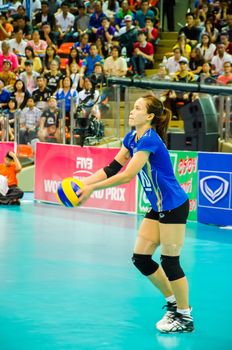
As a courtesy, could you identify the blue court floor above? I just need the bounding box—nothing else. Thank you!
[0,193,231,350]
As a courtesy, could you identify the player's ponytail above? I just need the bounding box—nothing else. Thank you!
[143,94,170,143]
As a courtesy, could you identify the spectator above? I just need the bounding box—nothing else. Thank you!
[40,22,58,47]
[38,96,62,142]
[32,75,51,110]
[196,32,216,62]
[173,33,192,60]
[19,60,40,94]
[22,0,41,20]
[44,60,63,94]
[0,60,16,91]
[166,48,187,76]
[217,61,232,85]
[162,0,175,32]
[56,76,78,118]
[77,75,100,118]
[33,0,56,31]
[202,17,219,43]
[179,12,201,47]
[95,36,108,59]
[0,12,13,40]
[15,15,32,40]
[73,3,90,38]
[8,28,27,56]
[26,30,47,56]
[89,1,107,40]
[223,13,232,42]
[144,17,158,49]
[43,45,60,73]
[0,151,23,205]
[131,30,154,76]
[211,43,232,75]
[20,46,42,73]
[173,58,195,82]
[219,31,232,55]
[55,1,75,43]
[2,98,18,141]
[102,0,119,20]
[0,78,11,109]
[135,0,155,29]
[118,14,138,58]
[0,41,18,73]
[151,63,171,80]
[199,62,215,84]
[19,96,42,144]
[96,17,116,49]
[11,79,31,109]
[66,47,82,76]
[74,33,90,60]
[189,47,204,75]
[81,44,104,76]
[92,62,107,87]
[104,45,127,77]
[69,63,81,90]
[115,0,134,30]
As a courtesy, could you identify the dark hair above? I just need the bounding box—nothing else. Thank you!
[111,45,121,55]
[14,79,26,92]
[143,94,170,142]
[68,47,80,66]
[25,45,36,58]
[6,152,14,160]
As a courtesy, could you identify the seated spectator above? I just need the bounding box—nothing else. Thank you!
[69,63,81,90]
[39,22,58,47]
[189,47,204,75]
[0,78,11,109]
[219,31,232,55]
[15,15,32,40]
[66,47,82,76]
[0,151,24,205]
[73,3,90,38]
[179,12,201,47]
[43,45,60,73]
[223,13,232,42]
[211,43,232,75]
[27,30,48,56]
[144,17,158,50]
[95,37,109,59]
[32,75,51,110]
[80,44,104,76]
[173,33,192,60]
[102,0,119,20]
[96,17,116,50]
[91,62,107,88]
[0,60,16,91]
[104,45,127,77]
[131,29,154,76]
[11,79,31,109]
[166,48,187,76]
[19,97,42,144]
[2,98,18,141]
[74,33,90,60]
[201,17,219,43]
[22,0,41,20]
[196,32,216,62]
[114,0,134,30]
[38,96,62,142]
[151,63,171,80]
[198,62,216,84]
[55,1,75,44]
[56,76,78,120]
[0,12,14,41]
[135,0,155,29]
[217,61,232,85]
[0,41,18,73]
[19,60,40,94]
[44,60,63,94]
[173,58,195,82]
[118,14,138,58]
[20,46,42,73]
[89,1,107,41]
[77,75,100,121]
[32,0,56,31]
[8,28,27,56]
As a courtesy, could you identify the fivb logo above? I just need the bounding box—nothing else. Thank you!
[200,175,229,204]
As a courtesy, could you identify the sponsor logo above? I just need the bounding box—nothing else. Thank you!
[200,175,229,204]
[159,213,165,218]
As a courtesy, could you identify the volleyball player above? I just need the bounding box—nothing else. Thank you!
[78,94,194,333]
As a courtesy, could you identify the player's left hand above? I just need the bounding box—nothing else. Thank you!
[77,185,94,206]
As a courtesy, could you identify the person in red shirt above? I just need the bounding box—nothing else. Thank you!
[131,29,154,76]
[0,151,24,205]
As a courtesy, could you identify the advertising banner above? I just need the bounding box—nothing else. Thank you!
[137,151,198,221]
[35,143,137,213]
[198,152,232,226]
[0,142,14,163]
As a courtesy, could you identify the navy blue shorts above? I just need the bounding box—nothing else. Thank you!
[145,200,189,224]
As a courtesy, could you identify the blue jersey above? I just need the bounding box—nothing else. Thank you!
[123,129,188,212]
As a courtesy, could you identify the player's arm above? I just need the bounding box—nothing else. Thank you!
[79,150,149,205]
[82,146,131,186]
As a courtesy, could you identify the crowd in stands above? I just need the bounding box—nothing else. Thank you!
[0,0,231,145]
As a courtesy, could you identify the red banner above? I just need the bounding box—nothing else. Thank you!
[0,142,15,163]
[35,143,137,213]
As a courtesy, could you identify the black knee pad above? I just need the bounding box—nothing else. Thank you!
[161,255,185,281]
[132,253,159,276]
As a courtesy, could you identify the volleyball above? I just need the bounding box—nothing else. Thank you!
[56,177,84,207]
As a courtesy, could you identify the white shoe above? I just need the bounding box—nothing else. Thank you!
[156,312,194,333]
[156,302,177,328]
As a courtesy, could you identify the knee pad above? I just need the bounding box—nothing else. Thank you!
[160,255,185,281]
[132,253,159,276]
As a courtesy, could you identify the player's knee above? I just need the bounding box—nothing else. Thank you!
[132,253,159,276]
[160,255,185,281]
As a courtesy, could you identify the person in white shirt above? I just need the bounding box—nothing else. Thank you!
[104,45,127,77]
[55,1,75,43]
[166,48,187,76]
[23,0,41,19]
[19,60,39,94]
[8,28,27,56]
[211,43,232,75]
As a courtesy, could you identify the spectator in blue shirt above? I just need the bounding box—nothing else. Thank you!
[81,44,104,76]
[0,79,10,110]
[96,17,116,48]
[135,0,155,29]
[89,1,107,41]
[56,76,78,117]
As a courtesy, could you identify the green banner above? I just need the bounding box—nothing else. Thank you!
[137,151,198,221]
